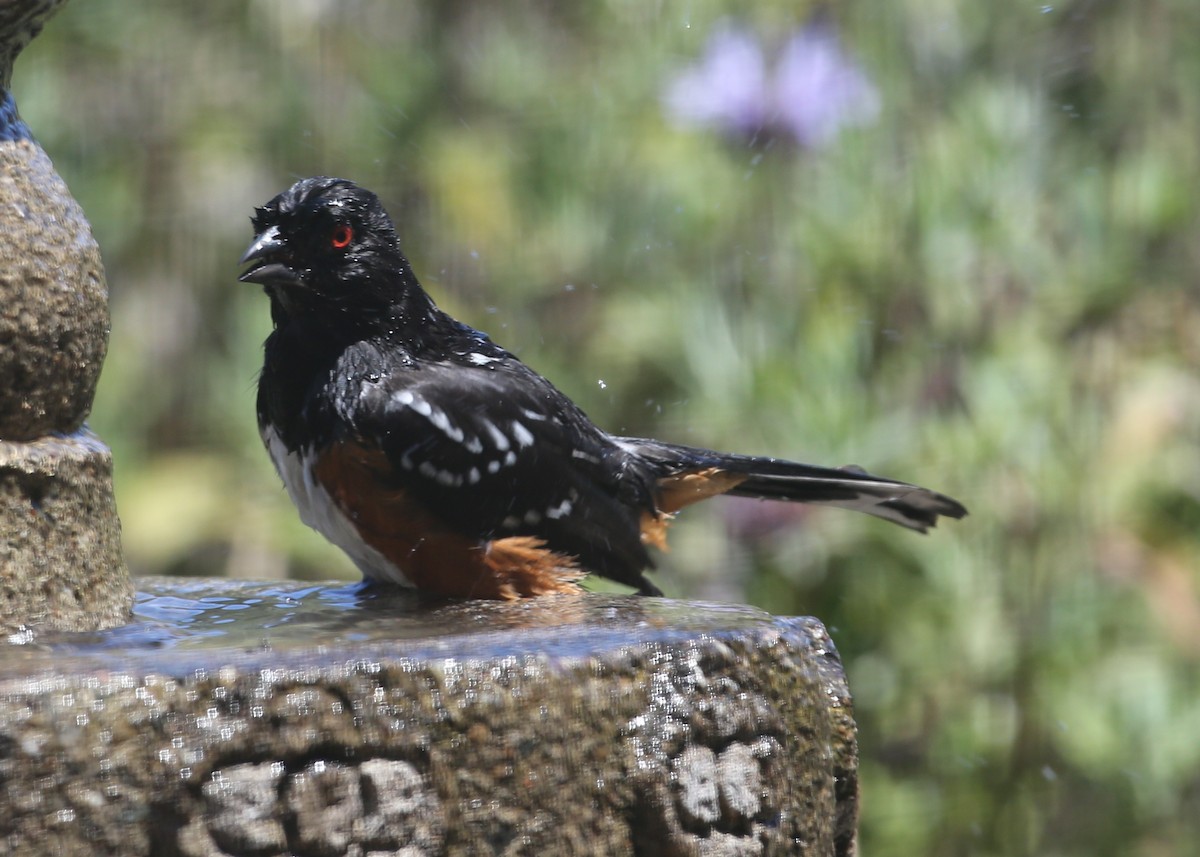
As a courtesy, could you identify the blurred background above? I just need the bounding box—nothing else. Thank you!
[16,0,1200,854]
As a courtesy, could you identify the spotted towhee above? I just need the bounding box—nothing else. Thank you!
[240,177,966,599]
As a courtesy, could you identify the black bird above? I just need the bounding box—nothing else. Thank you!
[240,177,966,599]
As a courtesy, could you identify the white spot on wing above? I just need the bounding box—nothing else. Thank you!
[425,406,465,443]
[480,419,510,451]
[395,388,469,443]
[511,421,534,448]
[572,449,602,465]
[545,498,573,520]
[408,395,433,417]
[417,460,462,487]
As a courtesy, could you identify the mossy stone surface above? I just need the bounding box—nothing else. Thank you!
[0,139,109,440]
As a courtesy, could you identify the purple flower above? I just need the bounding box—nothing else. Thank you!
[774,23,880,147]
[663,20,880,148]
[662,24,769,137]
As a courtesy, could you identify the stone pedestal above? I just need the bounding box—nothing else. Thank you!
[0,0,129,631]
[0,581,859,856]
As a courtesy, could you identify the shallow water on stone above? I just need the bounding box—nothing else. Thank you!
[9,577,785,670]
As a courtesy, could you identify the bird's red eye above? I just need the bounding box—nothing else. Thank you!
[330,224,353,249]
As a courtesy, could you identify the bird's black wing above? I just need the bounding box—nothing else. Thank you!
[345,351,663,591]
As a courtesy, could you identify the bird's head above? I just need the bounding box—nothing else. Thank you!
[239,177,430,326]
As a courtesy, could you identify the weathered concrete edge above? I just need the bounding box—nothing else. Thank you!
[795,616,860,857]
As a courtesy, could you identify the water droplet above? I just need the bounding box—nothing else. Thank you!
[1040,4,1053,12]
[597,379,608,390]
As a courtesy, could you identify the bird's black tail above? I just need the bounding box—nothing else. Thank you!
[619,437,968,533]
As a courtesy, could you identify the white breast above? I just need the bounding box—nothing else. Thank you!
[262,426,413,587]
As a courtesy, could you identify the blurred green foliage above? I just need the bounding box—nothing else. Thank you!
[15,0,1200,854]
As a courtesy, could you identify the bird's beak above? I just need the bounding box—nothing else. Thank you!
[238,225,300,286]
